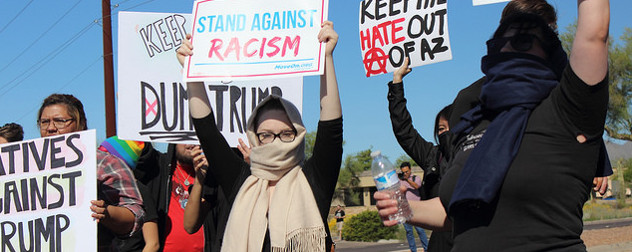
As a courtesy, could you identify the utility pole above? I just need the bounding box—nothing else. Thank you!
[102,0,116,137]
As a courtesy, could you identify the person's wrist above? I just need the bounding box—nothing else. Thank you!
[195,174,206,184]
[103,204,111,220]
[197,175,205,183]
[196,167,207,180]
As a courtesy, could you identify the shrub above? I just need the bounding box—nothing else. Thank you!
[341,210,398,242]
[327,216,339,236]
[583,201,632,221]
[328,217,337,234]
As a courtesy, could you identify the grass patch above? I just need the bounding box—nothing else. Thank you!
[583,199,632,221]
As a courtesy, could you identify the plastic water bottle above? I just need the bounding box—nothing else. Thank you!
[371,150,412,223]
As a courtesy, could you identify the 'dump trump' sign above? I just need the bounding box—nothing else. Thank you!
[117,11,303,147]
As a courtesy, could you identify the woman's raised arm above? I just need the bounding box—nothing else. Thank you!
[176,34,211,118]
[318,21,342,121]
[570,0,609,85]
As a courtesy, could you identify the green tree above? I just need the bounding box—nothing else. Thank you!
[304,131,317,160]
[604,28,632,141]
[335,148,374,205]
[305,130,345,159]
[395,154,418,168]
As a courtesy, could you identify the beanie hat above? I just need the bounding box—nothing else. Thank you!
[98,136,145,169]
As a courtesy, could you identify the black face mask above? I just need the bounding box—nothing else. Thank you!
[479,14,567,83]
[487,33,547,54]
[438,131,451,161]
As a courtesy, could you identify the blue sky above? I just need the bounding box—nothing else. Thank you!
[1,0,630,161]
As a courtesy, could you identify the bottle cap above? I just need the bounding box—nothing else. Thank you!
[370,150,381,158]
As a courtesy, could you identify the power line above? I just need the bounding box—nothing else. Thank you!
[2,0,161,132]
[0,0,158,98]
[13,55,105,123]
[112,0,135,9]
[59,54,108,92]
[0,0,84,76]
[0,0,35,35]
[0,21,97,99]
[120,0,158,11]
[95,0,158,26]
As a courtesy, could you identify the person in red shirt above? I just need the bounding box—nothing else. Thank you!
[107,142,216,252]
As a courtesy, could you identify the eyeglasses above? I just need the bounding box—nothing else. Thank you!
[256,130,296,144]
[488,33,545,53]
[38,118,75,129]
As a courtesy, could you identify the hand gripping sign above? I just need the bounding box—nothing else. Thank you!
[117,11,303,147]
[183,0,329,81]
[359,0,452,77]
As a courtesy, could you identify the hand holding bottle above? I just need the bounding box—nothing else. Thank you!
[371,151,412,224]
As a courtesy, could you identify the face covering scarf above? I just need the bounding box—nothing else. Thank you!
[221,95,326,252]
[448,51,560,213]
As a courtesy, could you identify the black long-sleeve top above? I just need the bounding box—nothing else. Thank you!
[388,81,454,252]
[192,112,343,252]
[388,81,446,198]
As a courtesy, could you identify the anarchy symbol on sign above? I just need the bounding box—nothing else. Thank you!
[363,48,389,77]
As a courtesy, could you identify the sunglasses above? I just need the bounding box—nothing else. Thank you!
[488,33,545,53]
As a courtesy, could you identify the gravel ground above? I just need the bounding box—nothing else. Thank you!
[582,225,632,248]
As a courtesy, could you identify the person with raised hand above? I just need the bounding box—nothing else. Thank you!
[376,0,610,251]
[179,21,342,252]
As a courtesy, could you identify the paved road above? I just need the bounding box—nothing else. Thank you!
[584,217,632,230]
[336,240,410,252]
[336,218,632,252]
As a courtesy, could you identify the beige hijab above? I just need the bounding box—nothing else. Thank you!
[221,95,326,252]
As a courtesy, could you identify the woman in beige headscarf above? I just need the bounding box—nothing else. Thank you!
[179,21,342,252]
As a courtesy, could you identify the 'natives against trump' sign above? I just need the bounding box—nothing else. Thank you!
[0,130,97,251]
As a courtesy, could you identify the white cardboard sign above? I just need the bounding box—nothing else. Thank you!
[359,0,452,77]
[183,0,329,81]
[117,11,303,146]
[0,130,97,251]
[473,0,510,6]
